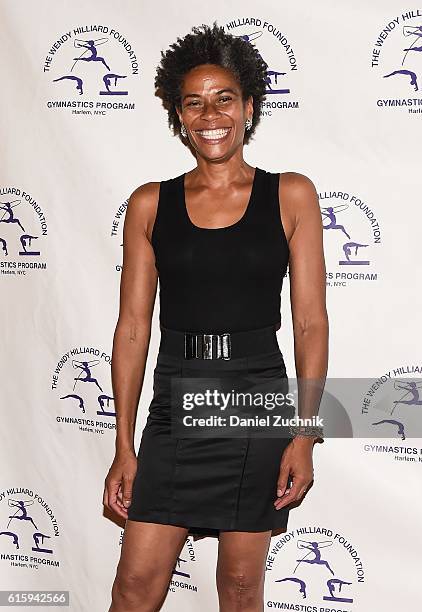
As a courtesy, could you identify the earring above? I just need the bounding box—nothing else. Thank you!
[180,123,187,138]
[245,117,252,130]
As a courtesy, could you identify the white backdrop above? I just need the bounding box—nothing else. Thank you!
[1,1,421,610]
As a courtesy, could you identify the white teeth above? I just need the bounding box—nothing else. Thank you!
[197,128,230,139]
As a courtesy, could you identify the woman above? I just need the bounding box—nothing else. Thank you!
[104,23,328,612]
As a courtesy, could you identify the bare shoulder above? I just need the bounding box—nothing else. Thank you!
[276,172,320,242]
[125,181,161,239]
[279,171,320,222]
[127,181,161,214]
[279,171,318,204]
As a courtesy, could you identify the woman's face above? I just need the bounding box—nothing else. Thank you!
[176,63,253,162]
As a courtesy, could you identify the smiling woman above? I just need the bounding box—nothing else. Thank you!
[105,21,328,612]
[180,81,239,143]
[176,63,251,159]
[154,22,267,145]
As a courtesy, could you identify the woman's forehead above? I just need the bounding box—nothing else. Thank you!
[181,64,240,90]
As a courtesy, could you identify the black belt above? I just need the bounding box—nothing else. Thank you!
[159,323,280,360]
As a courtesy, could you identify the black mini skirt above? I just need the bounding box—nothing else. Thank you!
[127,325,294,540]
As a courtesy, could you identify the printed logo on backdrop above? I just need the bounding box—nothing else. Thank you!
[169,537,198,594]
[266,526,364,610]
[110,197,128,272]
[319,189,381,288]
[0,187,47,278]
[222,17,300,117]
[371,9,422,114]
[0,488,62,570]
[51,347,116,435]
[362,364,422,462]
[43,25,140,116]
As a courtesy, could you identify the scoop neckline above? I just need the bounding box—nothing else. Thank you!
[181,167,260,231]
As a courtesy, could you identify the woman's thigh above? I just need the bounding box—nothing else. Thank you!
[116,520,189,584]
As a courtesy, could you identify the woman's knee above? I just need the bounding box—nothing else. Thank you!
[217,569,264,606]
[110,521,188,609]
[111,567,167,609]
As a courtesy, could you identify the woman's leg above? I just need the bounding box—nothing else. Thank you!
[216,530,272,611]
[109,520,189,612]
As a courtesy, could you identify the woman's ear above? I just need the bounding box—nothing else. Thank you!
[245,95,254,118]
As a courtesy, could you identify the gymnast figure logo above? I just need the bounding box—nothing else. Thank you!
[391,380,422,413]
[383,25,422,91]
[52,37,128,96]
[60,359,116,417]
[0,499,53,554]
[275,539,353,603]
[371,417,406,440]
[321,204,369,266]
[0,199,40,257]
[371,379,422,440]
[235,31,290,95]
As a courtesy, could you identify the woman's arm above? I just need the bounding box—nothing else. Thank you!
[288,172,329,431]
[274,172,329,510]
[103,181,160,519]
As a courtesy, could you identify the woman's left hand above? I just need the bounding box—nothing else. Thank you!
[274,437,315,510]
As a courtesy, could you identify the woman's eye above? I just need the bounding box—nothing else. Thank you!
[185,96,232,108]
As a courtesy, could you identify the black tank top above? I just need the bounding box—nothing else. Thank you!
[151,167,290,333]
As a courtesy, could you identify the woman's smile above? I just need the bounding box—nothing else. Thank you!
[194,126,232,144]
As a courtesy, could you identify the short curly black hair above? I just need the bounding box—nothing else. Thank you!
[154,22,268,145]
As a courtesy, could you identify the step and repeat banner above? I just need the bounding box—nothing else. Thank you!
[1,0,421,610]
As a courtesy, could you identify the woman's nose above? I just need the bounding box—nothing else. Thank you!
[200,102,221,120]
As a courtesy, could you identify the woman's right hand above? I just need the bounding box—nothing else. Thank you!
[103,450,138,519]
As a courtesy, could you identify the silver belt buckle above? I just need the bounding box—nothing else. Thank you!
[184,332,231,360]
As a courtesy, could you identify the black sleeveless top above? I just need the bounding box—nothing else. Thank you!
[151,167,290,333]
